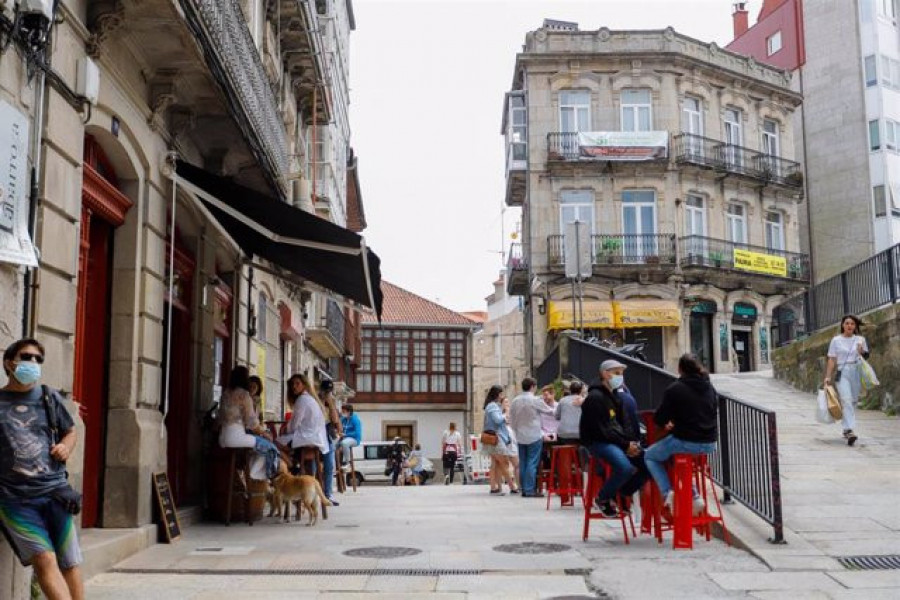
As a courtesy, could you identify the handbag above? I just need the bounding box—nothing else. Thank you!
[42,386,83,515]
[824,383,843,420]
[815,389,835,424]
[479,430,499,446]
[859,358,880,391]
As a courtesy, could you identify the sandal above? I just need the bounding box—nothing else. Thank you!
[490,488,505,495]
[509,487,520,494]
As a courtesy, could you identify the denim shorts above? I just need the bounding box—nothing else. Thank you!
[0,495,83,569]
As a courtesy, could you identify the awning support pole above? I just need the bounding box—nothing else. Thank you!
[360,237,376,318]
[162,164,178,437]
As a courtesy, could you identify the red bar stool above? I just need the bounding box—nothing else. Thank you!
[582,457,637,544]
[671,453,729,549]
[638,411,668,543]
[545,444,582,510]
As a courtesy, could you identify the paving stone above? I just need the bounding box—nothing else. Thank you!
[708,571,846,592]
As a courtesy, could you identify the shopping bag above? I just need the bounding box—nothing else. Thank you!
[859,358,880,391]
[824,384,843,420]
[815,389,835,424]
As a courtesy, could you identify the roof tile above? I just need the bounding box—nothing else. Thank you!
[362,281,477,327]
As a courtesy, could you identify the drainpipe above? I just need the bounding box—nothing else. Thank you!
[22,69,47,337]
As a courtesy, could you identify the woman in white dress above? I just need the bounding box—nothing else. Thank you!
[823,314,870,446]
[217,366,280,479]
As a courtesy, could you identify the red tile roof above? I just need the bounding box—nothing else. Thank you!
[461,311,488,324]
[361,281,478,327]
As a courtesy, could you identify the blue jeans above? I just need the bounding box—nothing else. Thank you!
[587,442,649,502]
[644,435,716,496]
[518,440,543,495]
[253,435,280,480]
[322,438,336,498]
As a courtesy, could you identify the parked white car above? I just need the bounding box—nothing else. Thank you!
[342,441,435,485]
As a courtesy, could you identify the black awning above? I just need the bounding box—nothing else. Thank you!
[175,160,383,319]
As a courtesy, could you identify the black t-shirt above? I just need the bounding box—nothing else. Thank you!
[0,386,75,499]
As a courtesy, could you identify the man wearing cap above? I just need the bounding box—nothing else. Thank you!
[579,359,648,517]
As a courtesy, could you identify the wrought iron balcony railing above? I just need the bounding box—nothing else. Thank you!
[673,133,802,188]
[547,234,677,267]
[507,242,527,272]
[679,235,810,281]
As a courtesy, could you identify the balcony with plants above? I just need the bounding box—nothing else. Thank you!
[673,133,803,189]
[546,234,677,273]
[679,236,810,283]
[506,242,529,295]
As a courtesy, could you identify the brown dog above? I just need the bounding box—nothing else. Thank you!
[271,463,332,526]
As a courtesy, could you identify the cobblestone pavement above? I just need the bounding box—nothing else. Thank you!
[85,371,900,599]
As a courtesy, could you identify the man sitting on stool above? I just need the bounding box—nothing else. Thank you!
[339,404,362,465]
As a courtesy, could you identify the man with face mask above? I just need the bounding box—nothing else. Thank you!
[579,359,648,518]
[0,338,83,599]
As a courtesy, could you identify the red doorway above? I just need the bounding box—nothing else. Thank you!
[74,137,132,527]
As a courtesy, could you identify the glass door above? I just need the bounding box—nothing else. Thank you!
[622,190,657,262]
[723,108,743,169]
[684,195,707,262]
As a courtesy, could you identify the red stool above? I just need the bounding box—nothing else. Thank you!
[638,411,668,543]
[582,457,637,544]
[545,445,582,510]
[671,454,729,549]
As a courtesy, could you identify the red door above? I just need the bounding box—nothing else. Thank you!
[74,137,132,527]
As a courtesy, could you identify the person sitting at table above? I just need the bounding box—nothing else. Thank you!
[217,366,279,480]
[644,353,718,521]
[248,375,264,419]
[580,359,648,517]
[339,404,362,464]
[277,374,329,476]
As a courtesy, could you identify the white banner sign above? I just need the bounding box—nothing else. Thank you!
[576,131,669,161]
[0,100,37,267]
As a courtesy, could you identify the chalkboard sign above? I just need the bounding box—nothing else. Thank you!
[152,472,181,542]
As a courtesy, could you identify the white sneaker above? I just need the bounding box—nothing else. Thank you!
[692,496,706,515]
[663,490,674,510]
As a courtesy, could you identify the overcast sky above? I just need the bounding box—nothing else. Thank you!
[349,0,764,313]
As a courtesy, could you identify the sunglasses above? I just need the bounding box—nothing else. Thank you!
[16,353,44,364]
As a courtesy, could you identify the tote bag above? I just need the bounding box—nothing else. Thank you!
[815,389,835,424]
[824,384,843,420]
[859,359,880,391]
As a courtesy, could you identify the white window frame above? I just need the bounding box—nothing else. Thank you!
[764,211,785,251]
[874,184,887,218]
[684,195,707,237]
[559,90,591,133]
[682,96,702,135]
[622,190,657,261]
[724,108,743,167]
[559,190,595,235]
[886,119,899,151]
[767,31,782,56]
[870,119,882,151]
[726,203,748,245]
[864,55,877,86]
[621,89,652,132]
[881,56,900,88]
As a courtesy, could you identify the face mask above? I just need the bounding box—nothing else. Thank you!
[609,375,624,389]
[13,362,41,385]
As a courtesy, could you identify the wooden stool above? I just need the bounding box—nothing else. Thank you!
[224,448,252,526]
[296,446,328,520]
[582,457,637,543]
[671,454,729,549]
[337,443,358,492]
[546,444,582,510]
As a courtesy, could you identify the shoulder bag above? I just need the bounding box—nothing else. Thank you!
[42,386,83,515]
[479,430,499,446]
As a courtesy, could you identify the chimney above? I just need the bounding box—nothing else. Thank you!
[732,2,749,37]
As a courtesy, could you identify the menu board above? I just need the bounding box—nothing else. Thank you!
[152,472,181,542]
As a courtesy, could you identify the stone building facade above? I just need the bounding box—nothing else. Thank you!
[503,22,808,376]
[0,1,377,594]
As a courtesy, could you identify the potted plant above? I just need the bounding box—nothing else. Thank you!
[597,238,622,264]
[708,251,725,267]
[788,261,802,279]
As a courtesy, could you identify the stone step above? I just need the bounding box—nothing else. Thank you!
[78,525,156,582]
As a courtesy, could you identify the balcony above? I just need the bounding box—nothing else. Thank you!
[306,298,345,359]
[547,131,669,163]
[507,242,529,295]
[504,143,527,206]
[547,234,677,272]
[679,236,810,283]
[673,133,803,189]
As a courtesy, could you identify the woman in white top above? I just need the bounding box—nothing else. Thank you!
[217,366,280,479]
[823,314,869,446]
[277,374,329,455]
[441,422,463,485]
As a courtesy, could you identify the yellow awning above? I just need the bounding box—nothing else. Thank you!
[547,300,615,330]
[613,299,681,328]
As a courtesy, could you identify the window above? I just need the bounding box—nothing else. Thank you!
[357,374,371,393]
[449,375,465,393]
[559,90,591,133]
[682,96,703,156]
[886,119,899,150]
[762,120,779,156]
[360,340,372,370]
[765,212,784,251]
[865,55,877,86]
[723,108,743,167]
[430,375,447,393]
[685,195,706,237]
[878,0,898,21]
[726,203,747,244]
[559,190,595,235]
[375,374,391,392]
[622,190,657,259]
[449,342,464,372]
[621,89,652,132]
[394,374,410,393]
[257,293,268,343]
[394,341,408,372]
[413,342,427,372]
[376,341,390,372]
[766,31,782,56]
[874,185,887,217]
[881,56,900,88]
[412,374,428,393]
[508,94,527,161]
[870,119,881,151]
[431,343,445,371]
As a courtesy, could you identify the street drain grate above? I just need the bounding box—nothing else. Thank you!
[546,597,599,600]
[111,568,480,576]
[838,555,900,570]
[493,542,571,554]
[343,546,422,558]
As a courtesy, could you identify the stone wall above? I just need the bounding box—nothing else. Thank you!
[773,303,900,415]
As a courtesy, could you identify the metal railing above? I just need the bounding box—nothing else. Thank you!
[507,242,527,272]
[776,243,900,340]
[547,132,582,161]
[674,133,802,188]
[538,336,784,542]
[325,299,345,349]
[679,235,811,282]
[548,234,677,268]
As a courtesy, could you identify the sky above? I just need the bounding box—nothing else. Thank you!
[349,0,765,313]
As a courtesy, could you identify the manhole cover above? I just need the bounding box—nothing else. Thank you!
[493,542,571,554]
[343,546,422,559]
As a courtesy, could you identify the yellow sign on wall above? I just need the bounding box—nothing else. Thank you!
[547,300,615,330]
[613,299,681,328]
[733,249,787,277]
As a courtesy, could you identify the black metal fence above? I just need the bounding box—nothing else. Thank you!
[777,243,900,341]
[679,235,811,282]
[674,132,802,188]
[538,336,784,542]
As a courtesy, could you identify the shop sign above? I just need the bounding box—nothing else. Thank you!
[733,248,787,277]
[733,303,758,323]
[613,299,681,328]
[691,300,717,314]
[547,300,614,330]
[576,131,668,161]
[0,100,38,267]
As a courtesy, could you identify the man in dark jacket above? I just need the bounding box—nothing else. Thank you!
[644,353,718,519]
[580,359,648,517]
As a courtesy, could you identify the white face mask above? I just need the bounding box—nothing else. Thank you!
[609,374,624,389]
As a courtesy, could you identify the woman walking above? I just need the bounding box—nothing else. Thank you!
[501,396,521,494]
[823,314,869,446]
[482,385,513,495]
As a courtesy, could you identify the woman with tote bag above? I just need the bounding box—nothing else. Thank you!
[823,315,870,446]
